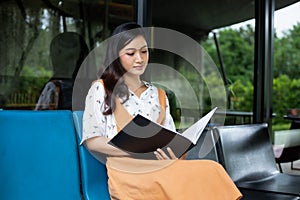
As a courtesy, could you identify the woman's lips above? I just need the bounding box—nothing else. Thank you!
[134,65,144,70]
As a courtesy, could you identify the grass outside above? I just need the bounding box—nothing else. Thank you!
[272,123,291,131]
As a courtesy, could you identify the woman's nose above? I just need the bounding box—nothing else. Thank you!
[135,52,143,62]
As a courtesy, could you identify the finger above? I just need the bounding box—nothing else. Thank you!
[167,147,178,160]
[154,151,163,160]
[156,148,170,160]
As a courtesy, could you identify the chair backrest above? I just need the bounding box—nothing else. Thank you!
[0,110,81,200]
[212,123,279,182]
[35,32,89,111]
[72,111,110,200]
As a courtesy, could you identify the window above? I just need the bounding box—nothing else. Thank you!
[0,0,134,110]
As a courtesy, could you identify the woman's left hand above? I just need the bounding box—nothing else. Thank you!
[154,147,178,160]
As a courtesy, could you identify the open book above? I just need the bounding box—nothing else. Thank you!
[109,107,218,159]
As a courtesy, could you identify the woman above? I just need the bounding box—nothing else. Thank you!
[81,22,242,200]
[81,22,177,160]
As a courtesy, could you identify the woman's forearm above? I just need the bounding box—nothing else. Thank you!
[84,136,130,157]
[85,136,181,160]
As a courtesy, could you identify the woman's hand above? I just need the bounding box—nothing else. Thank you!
[154,147,178,160]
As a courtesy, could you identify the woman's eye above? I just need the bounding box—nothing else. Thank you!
[126,52,134,56]
[141,50,148,54]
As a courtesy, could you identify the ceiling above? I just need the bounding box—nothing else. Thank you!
[152,0,300,38]
[24,0,300,39]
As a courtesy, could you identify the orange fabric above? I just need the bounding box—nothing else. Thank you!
[156,88,166,125]
[98,79,241,199]
[106,157,242,200]
[157,88,166,110]
[114,97,133,132]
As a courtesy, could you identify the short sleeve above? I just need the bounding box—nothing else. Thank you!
[81,81,107,144]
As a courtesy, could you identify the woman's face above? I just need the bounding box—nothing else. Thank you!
[119,35,149,77]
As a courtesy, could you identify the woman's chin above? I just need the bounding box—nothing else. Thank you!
[128,68,146,76]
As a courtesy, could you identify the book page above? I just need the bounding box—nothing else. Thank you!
[181,107,217,144]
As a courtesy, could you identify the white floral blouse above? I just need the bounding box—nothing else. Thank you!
[81,81,176,144]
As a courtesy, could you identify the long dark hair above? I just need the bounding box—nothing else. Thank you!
[100,22,147,115]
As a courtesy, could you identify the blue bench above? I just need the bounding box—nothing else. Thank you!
[2,110,300,199]
[0,110,82,200]
[72,111,110,200]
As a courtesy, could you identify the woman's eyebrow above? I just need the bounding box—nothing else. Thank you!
[125,45,148,51]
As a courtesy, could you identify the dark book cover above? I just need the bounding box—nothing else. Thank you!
[109,107,217,159]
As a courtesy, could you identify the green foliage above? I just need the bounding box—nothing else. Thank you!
[272,75,300,124]
[22,65,52,78]
[17,65,52,96]
[272,123,291,132]
[229,75,300,125]
[272,75,291,124]
[202,25,255,84]
[201,23,300,127]
[229,80,253,111]
[274,22,300,79]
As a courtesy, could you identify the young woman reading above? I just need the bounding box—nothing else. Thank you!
[81,22,242,200]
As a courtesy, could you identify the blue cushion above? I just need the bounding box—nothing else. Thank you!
[0,110,81,200]
[72,111,110,200]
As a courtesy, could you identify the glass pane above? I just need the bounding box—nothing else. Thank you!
[0,0,134,110]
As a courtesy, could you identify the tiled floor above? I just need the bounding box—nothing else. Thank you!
[279,159,300,175]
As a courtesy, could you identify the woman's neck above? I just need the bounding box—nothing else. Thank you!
[124,76,143,90]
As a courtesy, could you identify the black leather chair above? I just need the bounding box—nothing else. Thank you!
[212,123,300,197]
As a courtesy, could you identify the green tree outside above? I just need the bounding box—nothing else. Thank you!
[201,23,300,130]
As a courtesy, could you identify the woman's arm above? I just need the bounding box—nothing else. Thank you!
[84,136,130,157]
[81,82,129,159]
[85,136,183,160]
